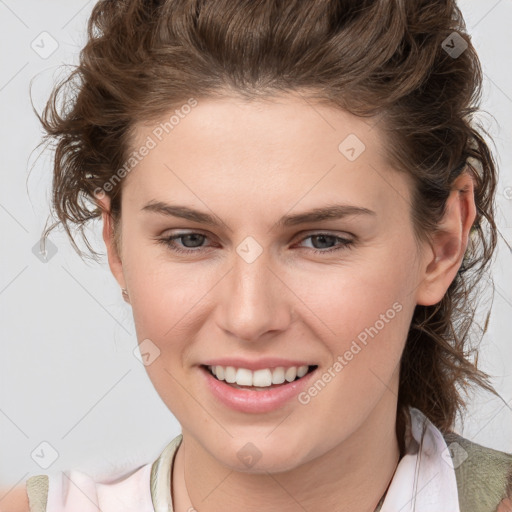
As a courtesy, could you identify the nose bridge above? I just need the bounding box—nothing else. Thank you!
[217,239,291,341]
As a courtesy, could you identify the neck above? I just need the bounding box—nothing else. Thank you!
[172,394,402,512]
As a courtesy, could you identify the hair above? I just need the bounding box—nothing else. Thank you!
[36,0,505,444]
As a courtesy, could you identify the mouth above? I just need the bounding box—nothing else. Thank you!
[201,364,318,391]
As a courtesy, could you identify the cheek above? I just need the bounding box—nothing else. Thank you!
[122,237,207,338]
[292,243,418,373]
[288,258,416,440]
[301,251,415,324]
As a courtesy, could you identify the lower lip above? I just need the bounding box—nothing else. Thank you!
[200,365,318,414]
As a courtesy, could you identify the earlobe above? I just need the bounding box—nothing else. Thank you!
[416,170,477,306]
[95,194,129,302]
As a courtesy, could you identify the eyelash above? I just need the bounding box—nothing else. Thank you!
[157,232,355,255]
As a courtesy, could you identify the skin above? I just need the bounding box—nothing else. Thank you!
[0,92,477,512]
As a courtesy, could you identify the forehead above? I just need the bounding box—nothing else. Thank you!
[123,94,412,225]
[131,93,385,165]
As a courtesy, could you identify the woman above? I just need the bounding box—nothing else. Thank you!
[3,0,512,511]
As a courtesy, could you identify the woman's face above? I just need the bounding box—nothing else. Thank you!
[104,93,434,472]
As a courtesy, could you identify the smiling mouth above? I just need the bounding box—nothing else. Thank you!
[202,364,318,390]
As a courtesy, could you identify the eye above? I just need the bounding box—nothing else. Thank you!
[157,231,354,255]
[294,233,355,254]
[158,232,212,254]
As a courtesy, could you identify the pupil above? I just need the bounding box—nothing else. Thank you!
[183,234,204,248]
[313,234,334,249]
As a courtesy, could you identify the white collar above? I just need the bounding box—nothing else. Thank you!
[379,407,460,512]
[152,407,460,512]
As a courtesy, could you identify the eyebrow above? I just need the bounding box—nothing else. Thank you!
[141,200,376,229]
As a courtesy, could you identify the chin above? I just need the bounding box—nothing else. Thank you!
[207,436,311,474]
[225,454,305,474]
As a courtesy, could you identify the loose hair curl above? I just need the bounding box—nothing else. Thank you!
[37,0,504,440]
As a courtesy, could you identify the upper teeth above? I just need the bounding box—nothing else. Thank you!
[208,365,310,387]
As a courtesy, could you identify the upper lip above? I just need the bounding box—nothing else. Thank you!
[201,358,317,371]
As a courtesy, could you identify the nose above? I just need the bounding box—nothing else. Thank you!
[215,248,294,343]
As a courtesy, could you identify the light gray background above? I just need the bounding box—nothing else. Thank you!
[0,0,511,486]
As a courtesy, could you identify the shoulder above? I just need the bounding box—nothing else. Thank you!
[23,463,154,512]
[22,435,184,512]
[0,483,31,512]
[442,431,512,511]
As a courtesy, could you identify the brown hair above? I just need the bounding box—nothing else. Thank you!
[37,0,505,436]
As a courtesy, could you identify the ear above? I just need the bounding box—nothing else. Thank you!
[95,193,130,304]
[416,170,477,306]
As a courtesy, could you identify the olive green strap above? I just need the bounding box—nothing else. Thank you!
[443,432,512,512]
[25,475,49,512]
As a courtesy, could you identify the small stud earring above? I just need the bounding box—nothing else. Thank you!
[121,288,129,299]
